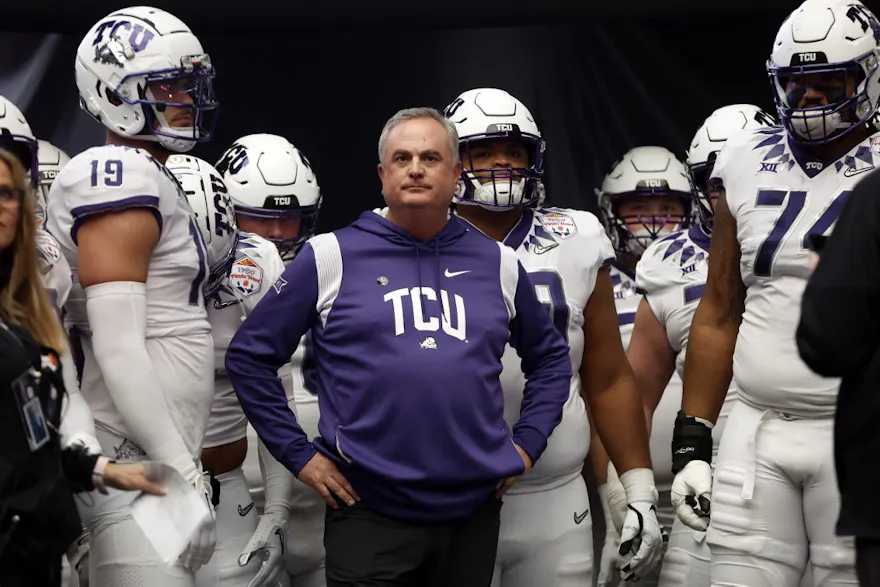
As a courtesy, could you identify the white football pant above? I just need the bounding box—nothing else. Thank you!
[707,400,856,586]
[81,428,197,586]
[285,400,326,587]
[196,467,260,587]
[491,474,593,587]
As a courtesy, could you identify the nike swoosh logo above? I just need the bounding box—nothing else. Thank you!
[533,243,559,255]
[444,269,471,278]
[844,166,874,177]
[238,502,255,516]
[573,509,588,524]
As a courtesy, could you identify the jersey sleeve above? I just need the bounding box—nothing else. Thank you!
[236,234,287,312]
[568,210,615,294]
[709,128,761,222]
[35,230,72,312]
[56,147,167,244]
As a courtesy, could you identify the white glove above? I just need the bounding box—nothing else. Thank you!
[671,460,712,531]
[602,462,629,534]
[617,468,664,581]
[66,528,90,587]
[597,488,621,587]
[238,511,288,587]
[180,472,217,572]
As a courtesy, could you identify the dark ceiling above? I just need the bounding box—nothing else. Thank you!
[3,0,800,34]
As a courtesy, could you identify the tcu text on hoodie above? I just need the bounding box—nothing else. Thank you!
[225,210,572,522]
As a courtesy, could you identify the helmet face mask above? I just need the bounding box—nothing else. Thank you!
[76,7,219,153]
[444,88,546,210]
[216,135,321,262]
[766,0,880,145]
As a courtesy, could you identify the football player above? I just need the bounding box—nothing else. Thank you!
[592,146,692,586]
[628,105,776,587]
[44,7,220,585]
[671,0,880,584]
[168,155,293,587]
[443,88,664,587]
[217,134,324,587]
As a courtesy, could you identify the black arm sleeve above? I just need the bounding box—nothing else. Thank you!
[60,444,99,494]
[797,169,880,377]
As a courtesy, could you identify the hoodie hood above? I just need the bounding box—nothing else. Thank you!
[353,209,468,250]
[352,210,470,324]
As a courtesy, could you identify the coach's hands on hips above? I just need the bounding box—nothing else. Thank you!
[617,468,663,581]
[496,443,532,498]
[298,452,360,508]
[670,460,712,531]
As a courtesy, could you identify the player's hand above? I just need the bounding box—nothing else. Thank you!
[496,444,532,498]
[181,473,217,572]
[103,462,166,496]
[670,460,712,531]
[597,526,621,587]
[617,468,663,581]
[298,452,359,509]
[599,465,629,534]
[239,512,287,587]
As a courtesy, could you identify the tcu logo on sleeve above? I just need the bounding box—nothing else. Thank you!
[383,287,467,342]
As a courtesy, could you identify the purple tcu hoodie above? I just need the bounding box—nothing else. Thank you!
[226,211,571,522]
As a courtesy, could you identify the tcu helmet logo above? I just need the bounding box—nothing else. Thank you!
[443,98,465,119]
[384,286,467,341]
[274,196,292,206]
[754,109,775,127]
[92,20,155,67]
[216,143,249,176]
[847,4,880,40]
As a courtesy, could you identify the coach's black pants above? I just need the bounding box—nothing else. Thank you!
[324,494,502,587]
[858,537,880,587]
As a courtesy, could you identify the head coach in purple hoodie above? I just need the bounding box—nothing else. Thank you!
[225,107,572,587]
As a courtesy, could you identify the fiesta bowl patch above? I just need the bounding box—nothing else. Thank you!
[539,212,577,239]
[35,232,61,264]
[229,256,263,297]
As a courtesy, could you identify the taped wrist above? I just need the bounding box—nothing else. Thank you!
[671,410,713,474]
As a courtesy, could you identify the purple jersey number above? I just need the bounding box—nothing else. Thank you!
[301,330,318,396]
[527,270,569,342]
[753,189,850,278]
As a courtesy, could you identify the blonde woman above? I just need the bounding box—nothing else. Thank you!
[0,148,164,587]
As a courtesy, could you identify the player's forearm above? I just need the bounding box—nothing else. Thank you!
[585,370,652,473]
[86,283,200,482]
[587,422,610,485]
[681,306,738,424]
[258,438,294,518]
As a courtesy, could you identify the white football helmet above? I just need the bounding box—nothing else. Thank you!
[443,88,545,209]
[767,0,880,144]
[75,7,218,153]
[686,105,777,232]
[0,95,38,185]
[166,155,238,298]
[216,134,321,262]
[596,146,692,257]
[35,140,72,227]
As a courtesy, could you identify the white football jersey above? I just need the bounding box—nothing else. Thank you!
[45,144,213,448]
[610,264,639,349]
[205,232,287,448]
[482,207,614,492]
[714,126,880,416]
[636,226,734,457]
[35,228,72,315]
[46,144,211,337]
